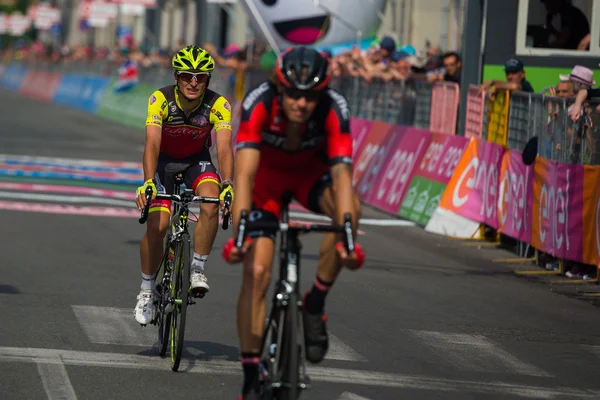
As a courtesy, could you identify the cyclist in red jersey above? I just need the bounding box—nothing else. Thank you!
[222,46,365,399]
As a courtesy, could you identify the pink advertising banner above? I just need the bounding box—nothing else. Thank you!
[416,133,469,184]
[350,118,374,159]
[367,127,432,213]
[497,149,534,243]
[352,121,393,187]
[530,158,585,261]
[356,125,407,202]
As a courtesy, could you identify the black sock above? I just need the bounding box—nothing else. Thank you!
[241,352,260,394]
[304,276,333,314]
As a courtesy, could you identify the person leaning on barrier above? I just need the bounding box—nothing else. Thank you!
[568,64,600,122]
[479,57,534,94]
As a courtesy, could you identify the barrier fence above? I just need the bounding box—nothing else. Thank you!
[1,57,599,280]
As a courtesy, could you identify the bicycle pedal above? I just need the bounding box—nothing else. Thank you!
[190,289,207,299]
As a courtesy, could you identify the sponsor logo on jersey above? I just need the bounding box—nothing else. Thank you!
[211,109,224,121]
[152,114,161,121]
[169,101,177,113]
[327,89,350,120]
[223,101,231,112]
[190,115,209,127]
[150,95,157,105]
[163,126,210,139]
[243,82,270,111]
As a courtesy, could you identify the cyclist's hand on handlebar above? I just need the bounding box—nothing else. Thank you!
[222,237,253,264]
[219,182,234,214]
[135,179,157,210]
[336,242,365,270]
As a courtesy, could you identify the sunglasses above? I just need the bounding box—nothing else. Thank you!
[283,87,320,101]
[177,71,210,83]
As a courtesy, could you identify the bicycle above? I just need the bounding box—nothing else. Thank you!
[234,191,355,400]
[139,172,232,372]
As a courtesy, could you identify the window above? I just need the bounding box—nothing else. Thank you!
[516,0,600,56]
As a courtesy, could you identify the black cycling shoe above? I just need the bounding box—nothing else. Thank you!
[303,310,329,363]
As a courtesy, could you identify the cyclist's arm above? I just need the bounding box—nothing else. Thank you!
[143,91,167,181]
[232,100,268,236]
[325,91,358,237]
[210,96,234,184]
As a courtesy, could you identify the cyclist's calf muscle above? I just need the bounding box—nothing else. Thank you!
[141,210,170,276]
[238,237,275,353]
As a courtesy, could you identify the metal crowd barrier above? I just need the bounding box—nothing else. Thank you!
[3,51,466,136]
[478,88,600,166]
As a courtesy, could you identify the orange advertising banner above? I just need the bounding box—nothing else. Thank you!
[582,166,600,266]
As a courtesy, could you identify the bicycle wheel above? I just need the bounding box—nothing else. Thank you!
[157,254,172,357]
[277,291,300,400]
[170,233,191,371]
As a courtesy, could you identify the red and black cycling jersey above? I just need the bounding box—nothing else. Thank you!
[235,82,353,171]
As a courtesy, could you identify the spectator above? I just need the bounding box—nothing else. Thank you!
[480,57,534,94]
[429,51,462,84]
[540,0,590,50]
[567,65,597,121]
[379,50,411,82]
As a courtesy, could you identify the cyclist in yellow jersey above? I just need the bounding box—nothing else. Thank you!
[133,45,235,325]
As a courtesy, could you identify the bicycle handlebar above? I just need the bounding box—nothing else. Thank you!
[235,210,355,255]
[138,186,232,229]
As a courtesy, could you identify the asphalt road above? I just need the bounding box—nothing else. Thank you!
[1,87,600,400]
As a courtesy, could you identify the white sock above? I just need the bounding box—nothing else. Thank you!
[141,272,156,291]
[191,253,209,273]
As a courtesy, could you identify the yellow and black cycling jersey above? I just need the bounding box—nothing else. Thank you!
[145,85,232,159]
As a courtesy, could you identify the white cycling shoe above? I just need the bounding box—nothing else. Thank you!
[134,289,155,325]
[190,269,210,296]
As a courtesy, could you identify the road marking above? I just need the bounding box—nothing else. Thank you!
[0,191,134,207]
[73,305,365,361]
[412,331,550,377]
[0,182,133,200]
[327,334,367,362]
[71,305,155,347]
[337,392,372,400]
[289,211,416,227]
[0,201,139,218]
[0,346,598,398]
[37,361,78,400]
[0,169,139,185]
[0,154,142,169]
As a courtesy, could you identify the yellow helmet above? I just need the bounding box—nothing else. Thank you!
[172,45,215,72]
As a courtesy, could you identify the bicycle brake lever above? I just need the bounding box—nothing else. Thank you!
[138,186,154,224]
[222,192,232,230]
[236,210,248,248]
[343,212,355,254]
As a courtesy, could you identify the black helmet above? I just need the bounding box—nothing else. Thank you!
[275,46,332,91]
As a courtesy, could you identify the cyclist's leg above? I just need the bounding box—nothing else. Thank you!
[135,155,173,325]
[184,151,221,295]
[237,168,284,397]
[238,232,277,396]
[296,167,362,363]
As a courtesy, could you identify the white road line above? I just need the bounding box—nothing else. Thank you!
[0,346,598,398]
[71,305,155,347]
[37,361,78,400]
[0,154,141,169]
[326,334,367,362]
[289,211,416,227]
[337,392,372,400]
[413,331,551,377]
[0,190,415,228]
[0,191,134,208]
